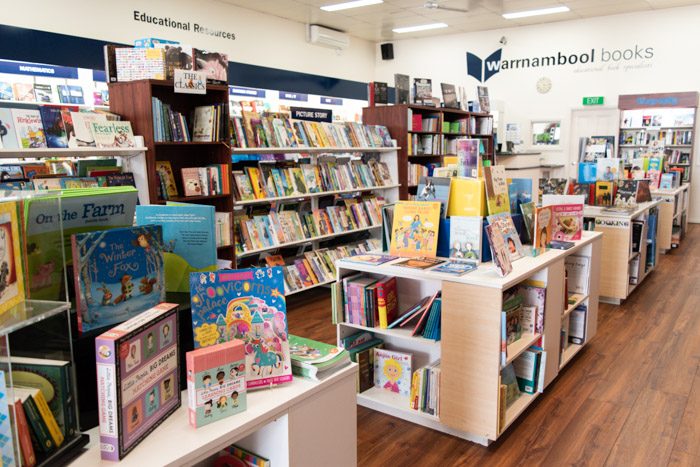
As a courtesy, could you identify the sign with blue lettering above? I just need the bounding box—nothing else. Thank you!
[290,107,332,123]
[230,86,266,98]
[279,91,308,102]
[320,97,343,106]
[0,59,79,79]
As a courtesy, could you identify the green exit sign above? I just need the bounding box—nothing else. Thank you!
[583,96,604,106]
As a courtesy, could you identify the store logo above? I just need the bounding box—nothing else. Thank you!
[466,49,503,83]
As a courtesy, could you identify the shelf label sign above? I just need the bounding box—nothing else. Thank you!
[229,86,265,98]
[0,59,79,79]
[279,91,308,102]
[583,96,604,106]
[320,97,343,106]
[595,218,630,229]
[93,70,107,83]
[290,107,332,123]
[173,69,207,94]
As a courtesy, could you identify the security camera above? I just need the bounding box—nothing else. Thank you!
[499,36,507,45]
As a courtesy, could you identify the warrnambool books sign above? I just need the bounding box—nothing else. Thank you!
[174,70,207,94]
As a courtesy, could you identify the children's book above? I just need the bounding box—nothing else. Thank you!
[456,139,480,178]
[538,178,568,203]
[189,268,293,389]
[578,162,597,184]
[416,177,451,218]
[70,112,107,147]
[508,178,532,214]
[487,213,524,261]
[136,204,217,292]
[186,340,247,428]
[0,108,19,149]
[393,257,444,270]
[0,201,25,315]
[483,165,510,215]
[533,206,553,254]
[596,158,622,181]
[432,260,477,276]
[155,161,178,198]
[39,106,69,148]
[595,181,614,206]
[219,445,271,467]
[485,224,512,277]
[289,335,350,381]
[374,348,412,397]
[342,254,397,266]
[447,178,486,217]
[519,202,536,243]
[615,180,638,207]
[659,173,675,190]
[636,179,652,203]
[0,370,16,466]
[550,204,583,241]
[71,225,165,333]
[95,303,180,461]
[449,216,482,262]
[12,108,47,148]
[389,201,441,258]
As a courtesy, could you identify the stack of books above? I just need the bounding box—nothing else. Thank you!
[289,335,351,381]
[409,362,441,416]
[151,96,191,142]
[192,104,228,142]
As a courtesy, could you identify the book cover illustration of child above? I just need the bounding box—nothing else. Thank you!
[389,201,440,258]
[373,349,412,397]
[189,267,293,389]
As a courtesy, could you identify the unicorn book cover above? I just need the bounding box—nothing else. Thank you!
[189,267,293,389]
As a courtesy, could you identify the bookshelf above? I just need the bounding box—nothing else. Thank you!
[336,231,602,445]
[362,104,494,199]
[652,184,690,251]
[108,79,235,263]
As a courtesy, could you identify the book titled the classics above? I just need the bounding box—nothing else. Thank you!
[95,303,180,461]
[189,268,293,389]
[186,339,247,428]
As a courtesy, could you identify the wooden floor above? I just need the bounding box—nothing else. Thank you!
[286,224,700,467]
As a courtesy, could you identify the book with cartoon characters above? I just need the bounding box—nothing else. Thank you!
[95,302,180,461]
[484,165,510,215]
[189,267,293,389]
[71,225,165,333]
[373,348,412,397]
[0,201,25,315]
[389,201,441,258]
[186,340,246,428]
[449,216,482,262]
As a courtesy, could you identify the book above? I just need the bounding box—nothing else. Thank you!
[155,161,178,198]
[449,216,482,261]
[39,106,68,148]
[157,43,194,79]
[447,178,486,217]
[413,78,432,104]
[136,204,218,292]
[0,372,16,466]
[181,167,203,196]
[440,83,458,108]
[192,106,215,142]
[477,86,490,112]
[389,201,441,257]
[550,204,583,241]
[432,260,477,276]
[394,74,410,104]
[485,224,512,277]
[484,166,510,215]
[376,276,398,329]
[393,257,444,270]
[12,83,35,102]
[513,349,541,394]
[13,396,36,466]
[533,206,553,254]
[71,225,166,333]
[565,255,590,295]
[342,254,397,266]
[70,112,107,147]
[595,181,614,206]
[95,303,180,461]
[538,178,568,202]
[501,364,521,407]
[0,201,25,315]
[369,82,388,106]
[487,213,524,261]
[193,49,228,84]
[596,158,622,181]
[189,268,293,389]
[416,176,451,217]
[374,349,412,397]
[12,109,47,148]
[289,335,351,381]
[219,445,271,467]
[636,179,652,203]
[508,178,533,214]
[0,109,19,149]
[186,340,247,428]
[14,386,57,455]
[614,180,637,207]
[456,139,480,178]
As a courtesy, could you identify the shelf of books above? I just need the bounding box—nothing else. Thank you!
[334,230,602,445]
[652,184,691,251]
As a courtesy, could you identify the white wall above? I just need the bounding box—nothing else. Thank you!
[374,5,700,221]
[1,0,376,83]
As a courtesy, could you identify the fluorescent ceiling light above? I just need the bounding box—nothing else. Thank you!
[502,5,570,19]
[320,0,383,12]
[392,23,448,33]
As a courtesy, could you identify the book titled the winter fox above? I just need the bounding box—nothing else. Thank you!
[71,225,165,333]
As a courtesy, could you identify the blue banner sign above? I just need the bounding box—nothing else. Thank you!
[92,69,107,82]
[230,86,266,98]
[279,91,308,102]
[0,59,79,79]
[320,97,343,105]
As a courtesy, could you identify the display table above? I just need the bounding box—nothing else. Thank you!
[71,365,358,466]
[651,184,690,252]
[336,231,602,445]
[583,200,661,304]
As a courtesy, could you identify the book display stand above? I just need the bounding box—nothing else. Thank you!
[652,184,690,251]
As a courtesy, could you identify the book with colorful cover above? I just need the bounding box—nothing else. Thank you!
[538,178,568,203]
[376,276,398,329]
[636,179,652,202]
[12,394,35,466]
[289,335,350,380]
[186,340,247,428]
[389,201,441,257]
[155,161,178,198]
[550,204,583,241]
[416,176,451,218]
[342,254,397,266]
[136,204,217,292]
[457,139,480,178]
[221,445,270,467]
[0,108,19,149]
[393,257,444,270]
[485,224,512,276]
[508,178,532,214]
[432,260,477,276]
[95,303,180,461]
[615,180,638,207]
[39,106,68,148]
[70,112,107,147]
[189,268,293,389]
[647,169,662,189]
[12,108,47,148]
[487,213,524,261]
[449,216,481,261]
[71,225,165,333]
[447,178,486,217]
[533,206,552,254]
[578,162,597,184]
[373,348,412,397]
[0,201,25,315]
[595,181,614,206]
[596,158,622,181]
[484,165,509,215]
[519,202,536,243]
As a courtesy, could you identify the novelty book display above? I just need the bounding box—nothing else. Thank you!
[95,303,180,461]
[186,340,247,428]
[0,201,25,315]
[72,225,165,333]
[389,201,441,258]
[189,267,293,389]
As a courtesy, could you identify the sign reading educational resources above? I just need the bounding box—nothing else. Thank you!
[583,96,605,106]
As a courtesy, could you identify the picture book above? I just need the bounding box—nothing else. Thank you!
[193,49,228,84]
[0,109,19,149]
[457,139,480,178]
[389,201,440,258]
[95,303,180,461]
[441,83,458,108]
[508,178,533,214]
[636,179,652,203]
[394,73,410,105]
[432,260,477,276]
[70,112,107,147]
[342,254,397,266]
[189,268,293,389]
[595,181,614,206]
[186,340,247,428]
[181,168,203,196]
[596,158,622,181]
[647,169,661,189]
[447,178,486,217]
[578,162,597,184]
[0,201,25,315]
[533,206,553,254]
[519,202,536,243]
[449,216,482,261]
[71,225,165,333]
[374,348,412,397]
[12,108,47,148]
[416,176,451,218]
[487,213,524,261]
[484,165,510,215]
[485,224,512,277]
[538,178,568,202]
[0,371,16,467]
[659,173,675,190]
[39,106,68,148]
[289,335,350,381]
[393,257,444,270]
[615,180,638,207]
[550,204,583,241]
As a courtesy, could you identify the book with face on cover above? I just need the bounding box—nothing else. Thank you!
[12,108,47,148]
[533,206,552,254]
[487,213,524,261]
[449,216,482,262]
[374,348,412,397]
[389,201,441,258]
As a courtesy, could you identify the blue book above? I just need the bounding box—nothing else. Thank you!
[508,178,532,214]
[136,203,217,292]
[71,225,165,333]
[39,106,68,148]
[578,162,597,183]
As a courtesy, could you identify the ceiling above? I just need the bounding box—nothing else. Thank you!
[218,0,700,41]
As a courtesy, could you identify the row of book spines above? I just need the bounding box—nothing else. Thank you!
[193,104,227,142]
[409,366,441,415]
[342,278,396,329]
[408,134,444,156]
[408,163,430,185]
[181,165,230,197]
[151,97,190,143]
[13,398,36,467]
[15,389,64,460]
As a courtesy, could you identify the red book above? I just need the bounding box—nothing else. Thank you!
[13,399,36,467]
[412,114,422,132]
[376,276,398,329]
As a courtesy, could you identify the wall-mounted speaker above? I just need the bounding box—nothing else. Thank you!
[380,43,394,60]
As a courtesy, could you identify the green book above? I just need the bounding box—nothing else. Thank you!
[14,388,54,455]
[289,335,351,380]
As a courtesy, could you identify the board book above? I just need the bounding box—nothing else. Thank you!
[374,348,412,397]
[95,302,180,461]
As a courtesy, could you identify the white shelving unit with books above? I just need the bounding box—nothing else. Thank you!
[335,231,602,446]
[652,184,691,251]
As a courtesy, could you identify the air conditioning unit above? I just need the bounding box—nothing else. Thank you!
[307,24,350,50]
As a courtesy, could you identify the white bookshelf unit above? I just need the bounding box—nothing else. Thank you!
[652,184,691,251]
[336,231,602,445]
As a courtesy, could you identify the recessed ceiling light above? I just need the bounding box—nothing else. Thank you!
[320,0,383,12]
[502,5,570,19]
[392,23,448,33]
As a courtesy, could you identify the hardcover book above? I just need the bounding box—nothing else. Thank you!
[486,224,512,277]
[636,179,652,202]
[477,86,490,112]
[70,112,107,147]
[12,108,47,148]
[533,206,553,254]
[0,371,16,466]
[0,201,25,315]
[39,106,68,148]
[487,213,524,261]
[457,139,480,178]
[432,260,477,276]
[449,216,482,261]
[550,204,583,241]
[0,109,19,149]
[189,268,293,389]
[447,178,486,217]
[181,168,203,196]
[416,176,451,218]
[33,84,54,103]
[393,257,444,269]
[95,303,180,461]
[71,225,165,333]
[440,83,458,108]
[595,181,614,206]
[484,165,510,215]
[389,201,441,257]
[193,49,228,84]
[155,161,178,198]
[615,180,638,207]
[394,74,410,104]
[413,78,432,104]
[508,178,533,214]
[12,83,35,102]
[374,348,412,397]
[596,158,622,181]
[186,340,247,428]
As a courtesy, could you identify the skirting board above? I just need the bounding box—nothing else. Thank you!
[600,296,623,305]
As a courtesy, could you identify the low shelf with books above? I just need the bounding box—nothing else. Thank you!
[0,146,148,159]
[652,183,690,251]
[563,294,588,320]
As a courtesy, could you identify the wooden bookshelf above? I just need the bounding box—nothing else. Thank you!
[362,104,494,199]
[652,184,690,252]
[108,79,235,263]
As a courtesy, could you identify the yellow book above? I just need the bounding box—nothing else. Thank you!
[245,167,265,199]
[0,202,25,315]
[443,156,458,165]
[32,389,64,447]
[484,165,510,215]
[447,178,487,217]
[389,201,441,257]
[302,259,319,284]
